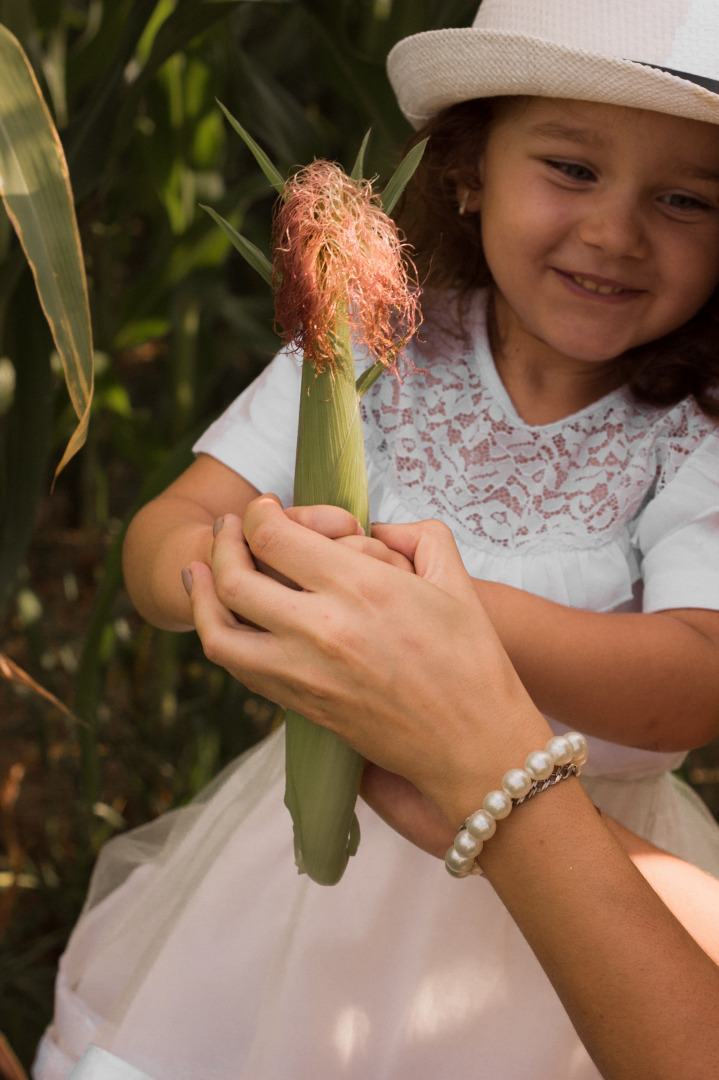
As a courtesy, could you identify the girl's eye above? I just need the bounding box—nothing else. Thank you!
[660,192,711,212]
[545,160,596,182]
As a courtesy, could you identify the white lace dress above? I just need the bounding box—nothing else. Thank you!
[35,293,719,1080]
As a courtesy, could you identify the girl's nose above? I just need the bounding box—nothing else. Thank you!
[577,198,647,260]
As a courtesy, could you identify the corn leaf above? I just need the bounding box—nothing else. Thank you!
[200,204,273,285]
[0,25,94,480]
[216,99,285,195]
[0,651,86,730]
[350,129,372,181]
[381,137,428,216]
[355,358,388,399]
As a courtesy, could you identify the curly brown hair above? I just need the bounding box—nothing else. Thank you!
[395,97,719,418]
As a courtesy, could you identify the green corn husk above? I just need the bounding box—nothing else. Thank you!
[205,110,424,886]
[284,313,369,885]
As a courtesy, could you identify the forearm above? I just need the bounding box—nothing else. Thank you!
[123,496,215,631]
[475,579,719,749]
[122,454,261,631]
[462,779,719,1080]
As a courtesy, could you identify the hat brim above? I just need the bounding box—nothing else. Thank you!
[387,28,719,128]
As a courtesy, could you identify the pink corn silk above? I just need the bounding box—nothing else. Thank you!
[272,161,420,374]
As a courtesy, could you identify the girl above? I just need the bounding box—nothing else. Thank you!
[35,1,719,1077]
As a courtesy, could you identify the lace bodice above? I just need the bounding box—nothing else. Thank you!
[363,294,714,556]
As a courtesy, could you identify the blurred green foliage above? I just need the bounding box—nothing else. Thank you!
[0,0,479,1067]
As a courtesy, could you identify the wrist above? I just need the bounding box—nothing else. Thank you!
[443,731,590,878]
[426,699,554,828]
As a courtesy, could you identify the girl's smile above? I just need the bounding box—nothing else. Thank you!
[555,269,642,301]
[469,98,719,411]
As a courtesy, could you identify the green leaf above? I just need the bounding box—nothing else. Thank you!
[216,99,285,195]
[350,129,372,181]
[200,204,273,285]
[381,137,428,216]
[355,358,387,398]
[0,25,94,480]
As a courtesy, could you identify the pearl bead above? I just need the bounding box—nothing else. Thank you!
[524,749,554,781]
[545,735,573,766]
[454,829,483,859]
[483,788,513,819]
[465,809,497,841]
[445,846,475,874]
[446,863,471,878]
[502,767,533,799]
[566,731,590,767]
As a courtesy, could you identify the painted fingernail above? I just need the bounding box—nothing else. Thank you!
[181,567,193,595]
[213,516,224,537]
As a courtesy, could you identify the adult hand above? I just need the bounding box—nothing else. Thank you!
[185,495,549,826]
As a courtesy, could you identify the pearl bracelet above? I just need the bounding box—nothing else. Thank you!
[445,732,590,878]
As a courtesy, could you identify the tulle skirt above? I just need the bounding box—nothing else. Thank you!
[33,728,719,1080]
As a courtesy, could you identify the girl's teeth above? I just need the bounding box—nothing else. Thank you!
[573,275,623,294]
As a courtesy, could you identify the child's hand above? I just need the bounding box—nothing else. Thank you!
[247,503,414,589]
[360,763,455,859]
[244,502,365,590]
[285,504,415,574]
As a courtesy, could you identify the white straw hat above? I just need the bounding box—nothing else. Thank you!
[387,0,719,129]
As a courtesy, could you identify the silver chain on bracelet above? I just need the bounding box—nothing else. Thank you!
[512,762,579,806]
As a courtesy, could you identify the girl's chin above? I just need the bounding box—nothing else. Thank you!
[536,324,649,365]
[558,347,627,365]
[530,336,630,367]
[492,298,650,367]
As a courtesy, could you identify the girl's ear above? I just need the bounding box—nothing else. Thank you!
[465,187,482,213]
[457,185,482,215]
[468,149,488,213]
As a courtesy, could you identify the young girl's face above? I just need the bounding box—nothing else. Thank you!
[471,97,719,373]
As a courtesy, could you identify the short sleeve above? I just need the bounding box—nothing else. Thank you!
[192,348,302,506]
[633,429,719,612]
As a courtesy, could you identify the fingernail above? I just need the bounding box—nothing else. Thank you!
[181,567,193,595]
[213,516,224,537]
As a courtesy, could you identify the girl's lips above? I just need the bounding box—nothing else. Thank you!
[553,268,644,301]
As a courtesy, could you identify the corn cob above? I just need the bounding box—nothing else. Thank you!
[283,313,369,885]
[204,116,424,884]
